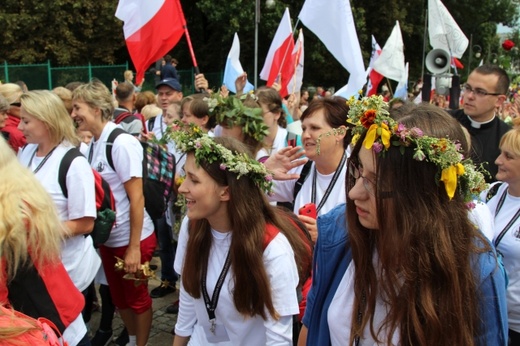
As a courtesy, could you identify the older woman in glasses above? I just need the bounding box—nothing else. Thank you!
[0,83,26,152]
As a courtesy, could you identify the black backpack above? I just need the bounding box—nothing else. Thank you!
[277,161,313,211]
[106,128,175,220]
[58,148,116,247]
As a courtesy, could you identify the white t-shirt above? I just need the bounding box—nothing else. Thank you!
[18,142,95,346]
[468,200,495,242]
[266,126,288,156]
[481,182,520,332]
[268,152,348,216]
[174,217,299,345]
[18,142,100,292]
[328,261,400,345]
[87,122,154,247]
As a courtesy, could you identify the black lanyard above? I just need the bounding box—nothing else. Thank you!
[311,151,347,213]
[87,141,95,164]
[29,146,58,173]
[201,251,231,334]
[494,189,520,248]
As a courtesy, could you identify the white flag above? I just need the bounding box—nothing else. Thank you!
[428,0,468,58]
[394,62,409,100]
[373,21,406,82]
[299,0,365,98]
[287,29,304,95]
[222,33,254,94]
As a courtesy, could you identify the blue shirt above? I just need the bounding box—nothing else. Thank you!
[303,204,508,345]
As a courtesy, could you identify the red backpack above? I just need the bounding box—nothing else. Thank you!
[264,208,314,322]
[0,305,65,345]
[58,148,116,247]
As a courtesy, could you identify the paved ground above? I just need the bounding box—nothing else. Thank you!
[89,256,179,346]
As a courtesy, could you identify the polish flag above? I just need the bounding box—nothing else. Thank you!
[260,8,295,98]
[366,35,384,96]
[116,0,185,85]
[286,29,304,96]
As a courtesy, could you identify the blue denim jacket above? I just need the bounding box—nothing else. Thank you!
[302,204,508,345]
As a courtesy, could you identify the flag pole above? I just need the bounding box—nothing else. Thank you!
[421,8,428,78]
[174,0,200,76]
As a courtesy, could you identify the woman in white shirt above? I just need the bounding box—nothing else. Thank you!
[170,131,310,346]
[264,97,350,242]
[481,128,520,344]
[72,80,156,346]
[17,90,99,346]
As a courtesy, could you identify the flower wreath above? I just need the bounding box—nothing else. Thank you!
[346,95,488,206]
[204,92,269,142]
[169,122,274,194]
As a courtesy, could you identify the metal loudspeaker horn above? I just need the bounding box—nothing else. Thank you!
[426,49,451,74]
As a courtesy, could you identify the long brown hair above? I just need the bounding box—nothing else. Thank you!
[346,104,489,345]
[182,137,310,319]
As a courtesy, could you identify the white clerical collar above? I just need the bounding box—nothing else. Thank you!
[466,115,495,129]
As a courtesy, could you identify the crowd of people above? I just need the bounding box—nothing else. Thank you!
[0,61,517,346]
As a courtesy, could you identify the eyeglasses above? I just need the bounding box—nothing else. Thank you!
[463,84,502,97]
[348,160,375,195]
[10,102,21,107]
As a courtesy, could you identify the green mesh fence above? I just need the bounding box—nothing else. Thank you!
[1,61,224,95]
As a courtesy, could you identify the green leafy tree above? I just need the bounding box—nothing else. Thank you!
[0,0,127,64]
[1,0,519,90]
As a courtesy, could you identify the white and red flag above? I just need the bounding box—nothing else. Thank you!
[116,0,184,85]
[259,8,295,98]
[373,21,406,82]
[366,35,384,96]
[286,29,304,96]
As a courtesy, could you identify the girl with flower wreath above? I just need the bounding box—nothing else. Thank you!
[171,131,311,346]
[299,100,508,345]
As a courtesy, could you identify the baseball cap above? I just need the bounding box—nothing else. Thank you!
[155,78,181,91]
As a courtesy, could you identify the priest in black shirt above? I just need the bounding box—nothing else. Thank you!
[449,65,511,182]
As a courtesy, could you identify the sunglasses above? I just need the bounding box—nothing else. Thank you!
[10,102,21,107]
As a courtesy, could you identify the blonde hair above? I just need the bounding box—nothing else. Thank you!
[0,137,65,281]
[512,116,520,129]
[500,128,520,156]
[52,86,73,114]
[0,83,23,105]
[20,90,79,147]
[141,104,162,120]
[124,70,133,81]
[72,79,114,121]
[0,94,9,113]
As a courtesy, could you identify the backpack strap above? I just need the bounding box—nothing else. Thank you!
[106,128,127,171]
[58,148,84,198]
[263,224,280,250]
[114,111,133,125]
[147,116,156,132]
[486,182,504,202]
[293,161,313,200]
